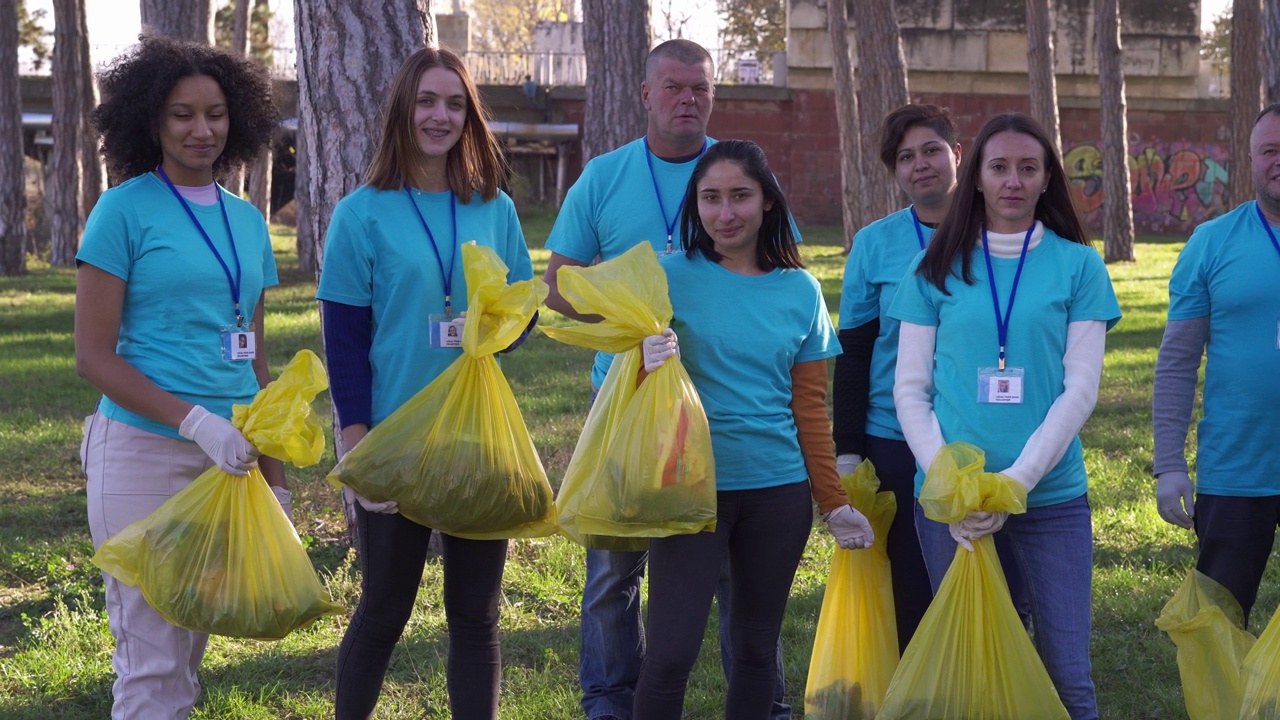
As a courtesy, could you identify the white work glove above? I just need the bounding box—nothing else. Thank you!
[642,328,679,373]
[1156,471,1195,529]
[179,405,259,475]
[949,510,1010,552]
[836,454,862,476]
[823,504,875,549]
[343,485,398,515]
[270,486,293,522]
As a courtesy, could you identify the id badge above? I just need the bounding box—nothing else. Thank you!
[221,323,257,361]
[429,313,465,348]
[977,367,1024,404]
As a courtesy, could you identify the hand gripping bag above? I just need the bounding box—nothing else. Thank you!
[326,242,557,540]
[540,243,716,550]
[1154,568,1256,720]
[877,442,1070,720]
[1240,601,1280,719]
[92,350,342,639]
[803,459,898,719]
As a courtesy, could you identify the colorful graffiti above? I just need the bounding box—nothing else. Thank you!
[1063,142,1230,236]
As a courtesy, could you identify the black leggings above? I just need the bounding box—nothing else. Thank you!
[334,506,508,720]
[633,480,813,720]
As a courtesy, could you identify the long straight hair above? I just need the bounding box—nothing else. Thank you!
[678,140,804,271]
[917,112,1089,293]
[364,47,507,201]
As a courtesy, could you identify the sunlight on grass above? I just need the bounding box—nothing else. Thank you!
[5,226,1279,719]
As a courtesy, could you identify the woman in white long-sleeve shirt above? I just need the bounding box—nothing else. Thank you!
[887,113,1120,720]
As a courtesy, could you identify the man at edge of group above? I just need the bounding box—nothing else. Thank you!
[543,38,791,720]
[1153,102,1280,627]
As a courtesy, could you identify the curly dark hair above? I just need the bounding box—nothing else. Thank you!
[93,35,280,182]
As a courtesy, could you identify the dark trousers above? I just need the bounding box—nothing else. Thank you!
[334,506,508,720]
[864,434,935,652]
[634,481,813,720]
[1194,493,1280,625]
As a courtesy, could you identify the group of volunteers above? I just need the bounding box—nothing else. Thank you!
[68,27,1279,720]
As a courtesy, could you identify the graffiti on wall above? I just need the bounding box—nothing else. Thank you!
[1063,142,1230,235]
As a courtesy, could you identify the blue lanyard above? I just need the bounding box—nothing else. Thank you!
[404,185,458,315]
[643,137,709,254]
[1254,202,1280,259]
[156,167,245,326]
[909,206,927,250]
[981,224,1035,371]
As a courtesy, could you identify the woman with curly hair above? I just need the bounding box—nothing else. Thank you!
[317,47,533,719]
[73,35,281,719]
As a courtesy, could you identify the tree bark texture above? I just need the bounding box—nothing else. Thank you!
[294,0,431,277]
[850,0,909,220]
[1267,0,1280,104]
[1,0,29,276]
[140,0,213,44]
[1025,0,1061,149]
[222,0,252,197]
[48,0,85,267]
[1230,0,1263,208]
[249,150,272,222]
[829,0,863,253]
[295,0,431,539]
[78,3,102,216]
[581,0,649,165]
[1096,0,1133,262]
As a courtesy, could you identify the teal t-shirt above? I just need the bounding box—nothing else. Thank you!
[316,185,532,425]
[888,228,1121,507]
[1167,201,1280,496]
[75,173,279,439]
[839,206,932,441]
[662,251,840,492]
[548,138,709,389]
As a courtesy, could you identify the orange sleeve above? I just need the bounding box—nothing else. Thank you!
[791,359,848,515]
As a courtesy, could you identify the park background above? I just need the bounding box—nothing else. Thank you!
[6,0,1280,718]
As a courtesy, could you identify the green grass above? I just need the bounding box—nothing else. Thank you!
[0,213,1275,719]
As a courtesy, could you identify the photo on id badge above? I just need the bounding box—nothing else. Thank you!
[221,325,256,361]
[430,313,466,348]
[978,366,1024,404]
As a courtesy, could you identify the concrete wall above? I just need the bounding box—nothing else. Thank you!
[787,0,1202,100]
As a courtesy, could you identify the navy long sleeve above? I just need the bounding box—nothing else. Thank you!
[321,300,373,429]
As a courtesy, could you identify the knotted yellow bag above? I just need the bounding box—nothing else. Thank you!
[93,350,342,639]
[327,242,556,540]
[541,243,716,549]
[804,459,898,719]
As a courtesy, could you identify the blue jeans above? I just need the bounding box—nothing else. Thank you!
[580,549,791,719]
[915,494,1097,720]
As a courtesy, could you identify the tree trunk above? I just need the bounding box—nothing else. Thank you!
[850,0,909,220]
[295,0,431,539]
[581,0,649,164]
[140,0,213,44]
[1025,0,1061,149]
[1,0,28,276]
[1230,0,1263,208]
[249,150,273,222]
[1096,0,1133,262]
[295,126,313,272]
[78,2,103,212]
[47,0,85,267]
[1266,0,1280,104]
[829,0,863,253]
[223,0,252,197]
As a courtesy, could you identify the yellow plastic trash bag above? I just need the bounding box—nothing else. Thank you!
[1241,601,1280,719]
[804,460,898,720]
[327,242,556,540]
[1154,568,1257,720]
[93,350,342,639]
[878,442,1069,720]
[540,244,716,549]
